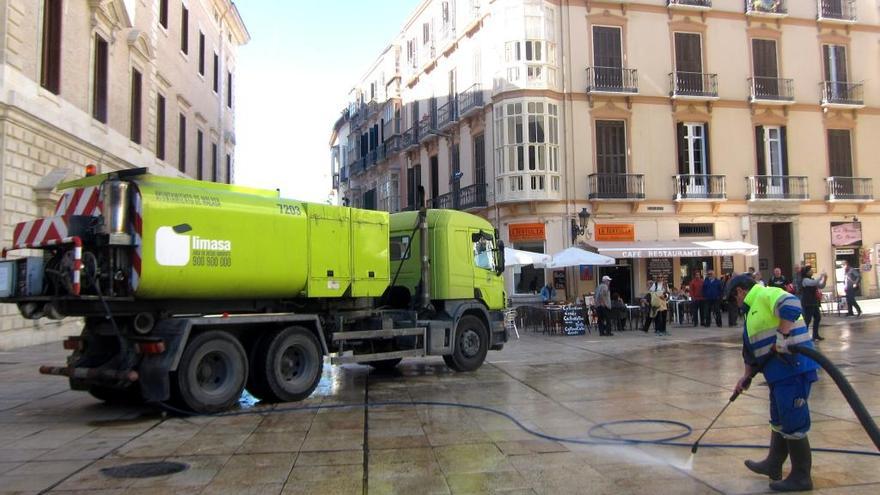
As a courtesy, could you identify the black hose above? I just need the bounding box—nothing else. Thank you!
[789,344,880,452]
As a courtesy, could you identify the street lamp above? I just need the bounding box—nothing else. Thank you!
[570,208,591,244]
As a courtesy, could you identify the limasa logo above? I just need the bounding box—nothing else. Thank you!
[155,224,232,267]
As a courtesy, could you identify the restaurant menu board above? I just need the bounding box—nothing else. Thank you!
[721,256,734,275]
[803,252,818,271]
[563,306,586,335]
[647,257,673,282]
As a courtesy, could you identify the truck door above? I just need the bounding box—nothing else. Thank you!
[470,230,503,309]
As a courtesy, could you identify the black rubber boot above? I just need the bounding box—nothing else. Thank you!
[745,431,788,481]
[769,437,813,492]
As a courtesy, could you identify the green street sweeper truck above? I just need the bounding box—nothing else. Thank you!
[0,168,508,413]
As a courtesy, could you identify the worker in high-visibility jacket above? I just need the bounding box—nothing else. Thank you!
[727,274,819,492]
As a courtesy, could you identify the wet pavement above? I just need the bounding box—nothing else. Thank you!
[1,312,879,494]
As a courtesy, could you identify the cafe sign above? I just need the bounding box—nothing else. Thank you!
[595,224,635,242]
[831,222,862,247]
[509,223,546,242]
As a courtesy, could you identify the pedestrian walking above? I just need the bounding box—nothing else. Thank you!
[843,260,862,317]
[688,271,705,328]
[595,276,613,336]
[799,266,827,341]
[650,289,669,336]
[703,270,723,327]
[728,275,819,492]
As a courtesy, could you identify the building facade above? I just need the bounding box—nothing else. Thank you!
[330,0,879,305]
[0,0,249,348]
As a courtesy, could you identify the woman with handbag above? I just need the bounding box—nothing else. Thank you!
[799,266,827,341]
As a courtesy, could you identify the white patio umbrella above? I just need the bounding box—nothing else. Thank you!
[543,246,616,268]
[503,247,552,267]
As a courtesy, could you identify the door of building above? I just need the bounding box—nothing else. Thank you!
[674,32,703,93]
[593,26,623,88]
[752,39,779,97]
[598,262,633,305]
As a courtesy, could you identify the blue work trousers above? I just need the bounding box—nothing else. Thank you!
[768,371,817,439]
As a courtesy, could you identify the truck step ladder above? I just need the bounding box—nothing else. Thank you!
[330,326,426,365]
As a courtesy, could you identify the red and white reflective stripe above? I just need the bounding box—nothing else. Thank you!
[71,239,82,295]
[53,186,102,218]
[130,187,143,291]
[12,216,68,250]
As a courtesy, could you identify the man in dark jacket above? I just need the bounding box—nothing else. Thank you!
[769,267,787,290]
[702,270,723,327]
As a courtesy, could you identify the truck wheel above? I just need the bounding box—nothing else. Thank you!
[367,358,402,372]
[246,334,271,401]
[250,326,322,403]
[443,315,488,372]
[172,331,248,413]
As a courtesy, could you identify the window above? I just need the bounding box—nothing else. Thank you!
[422,22,430,45]
[211,143,218,182]
[92,34,109,123]
[379,173,400,212]
[156,95,166,160]
[213,52,219,92]
[407,164,422,208]
[180,6,189,54]
[679,223,715,237]
[592,26,623,87]
[40,0,63,94]
[196,130,204,180]
[430,155,439,200]
[473,134,485,185]
[130,69,142,144]
[827,129,852,177]
[755,126,787,176]
[406,38,417,68]
[198,32,205,75]
[159,0,168,28]
[676,123,709,176]
[674,32,703,93]
[390,236,411,261]
[178,114,186,172]
[595,120,626,174]
[493,100,560,197]
[513,241,545,294]
[362,188,377,210]
[225,153,232,184]
[226,70,233,108]
[823,44,848,100]
[474,238,495,271]
[751,39,779,96]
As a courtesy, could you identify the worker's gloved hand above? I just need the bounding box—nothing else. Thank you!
[775,331,791,354]
[735,375,753,394]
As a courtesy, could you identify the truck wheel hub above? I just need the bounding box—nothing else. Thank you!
[196,352,228,390]
[461,329,480,358]
[280,347,303,381]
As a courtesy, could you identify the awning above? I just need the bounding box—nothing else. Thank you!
[588,240,759,259]
[504,247,552,267]
[539,247,616,268]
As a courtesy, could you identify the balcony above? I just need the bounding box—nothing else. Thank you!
[376,145,386,164]
[437,98,458,131]
[820,81,864,108]
[825,177,873,202]
[586,67,639,95]
[383,118,400,139]
[668,0,711,10]
[748,77,794,104]
[431,184,488,210]
[418,111,438,143]
[384,135,401,158]
[365,149,378,168]
[402,126,419,151]
[350,157,366,177]
[588,174,645,200]
[745,0,787,17]
[669,72,718,100]
[459,84,485,119]
[817,0,856,23]
[745,176,809,201]
[673,175,727,201]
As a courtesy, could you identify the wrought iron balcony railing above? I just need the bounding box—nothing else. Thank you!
[820,81,864,107]
[418,110,438,142]
[382,118,400,139]
[402,125,419,150]
[672,175,727,201]
[669,72,718,99]
[430,183,489,210]
[459,84,484,118]
[437,98,458,131]
[745,0,787,16]
[586,67,639,94]
[745,175,809,201]
[366,149,378,168]
[588,173,645,200]
[748,77,794,103]
[825,177,873,201]
[668,0,712,8]
[384,135,401,157]
[818,0,856,22]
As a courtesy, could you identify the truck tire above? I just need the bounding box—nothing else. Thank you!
[249,326,322,403]
[172,331,248,413]
[443,315,488,372]
[367,358,402,372]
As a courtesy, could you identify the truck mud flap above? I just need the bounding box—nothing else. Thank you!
[489,311,506,350]
[139,319,191,402]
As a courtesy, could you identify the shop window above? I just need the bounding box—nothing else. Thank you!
[513,241,545,294]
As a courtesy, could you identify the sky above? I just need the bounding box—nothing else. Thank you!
[233,1,419,203]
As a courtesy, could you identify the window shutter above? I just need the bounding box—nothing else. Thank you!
[754,126,765,174]
[703,123,711,174]
[676,123,688,175]
[780,126,789,176]
[835,46,848,83]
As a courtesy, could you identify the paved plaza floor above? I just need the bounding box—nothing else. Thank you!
[1,311,879,494]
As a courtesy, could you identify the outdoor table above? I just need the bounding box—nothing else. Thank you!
[625,305,642,331]
[668,299,691,325]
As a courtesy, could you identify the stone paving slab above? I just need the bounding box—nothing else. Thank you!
[0,314,879,494]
